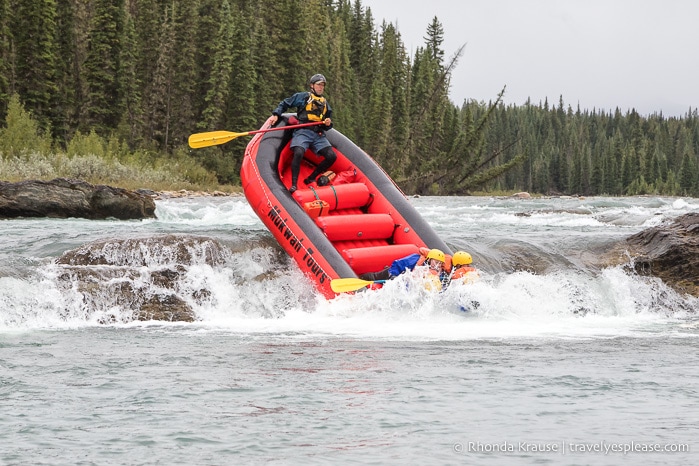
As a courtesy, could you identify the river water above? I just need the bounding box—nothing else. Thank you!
[1,195,698,465]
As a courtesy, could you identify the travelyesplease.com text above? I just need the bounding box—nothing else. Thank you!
[453,441,689,455]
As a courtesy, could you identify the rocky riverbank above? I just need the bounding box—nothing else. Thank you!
[0,178,156,220]
[145,188,241,200]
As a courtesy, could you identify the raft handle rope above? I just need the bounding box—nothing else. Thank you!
[309,185,339,210]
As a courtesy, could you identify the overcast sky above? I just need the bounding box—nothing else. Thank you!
[361,0,698,117]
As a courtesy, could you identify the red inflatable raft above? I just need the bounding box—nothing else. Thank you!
[240,115,452,298]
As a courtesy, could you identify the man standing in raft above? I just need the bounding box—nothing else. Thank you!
[269,73,337,193]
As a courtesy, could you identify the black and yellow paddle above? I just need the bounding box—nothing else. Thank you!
[188,121,324,149]
[330,277,387,293]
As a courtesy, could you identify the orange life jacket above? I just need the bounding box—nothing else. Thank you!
[452,265,478,280]
[415,247,430,267]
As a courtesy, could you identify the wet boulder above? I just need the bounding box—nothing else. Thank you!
[625,213,699,296]
[57,235,230,267]
[0,178,156,220]
[136,294,195,322]
[54,234,232,323]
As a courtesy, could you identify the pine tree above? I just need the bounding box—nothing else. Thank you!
[116,11,142,149]
[363,21,408,172]
[82,0,125,135]
[379,22,410,171]
[133,0,161,91]
[273,0,310,92]
[143,2,177,148]
[0,0,12,116]
[68,0,93,133]
[221,0,258,177]
[591,149,605,194]
[194,0,225,116]
[347,0,377,146]
[297,0,333,81]
[12,0,59,131]
[53,0,77,143]
[365,78,392,162]
[324,15,357,139]
[199,0,235,131]
[423,16,445,64]
[168,0,200,148]
[679,151,697,195]
[404,25,457,193]
[249,12,279,119]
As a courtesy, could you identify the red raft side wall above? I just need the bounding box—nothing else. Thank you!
[241,125,352,299]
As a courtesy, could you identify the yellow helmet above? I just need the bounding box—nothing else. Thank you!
[426,248,445,263]
[452,251,473,267]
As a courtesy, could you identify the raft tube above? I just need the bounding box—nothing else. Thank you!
[240,115,451,298]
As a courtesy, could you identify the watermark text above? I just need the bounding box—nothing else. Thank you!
[453,440,689,455]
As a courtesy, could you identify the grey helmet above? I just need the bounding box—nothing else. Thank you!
[309,74,326,85]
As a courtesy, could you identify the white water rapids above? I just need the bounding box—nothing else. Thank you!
[1,195,697,336]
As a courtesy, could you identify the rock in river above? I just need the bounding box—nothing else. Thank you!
[54,235,233,323]
[625,212,699,297]
[0,178,156,220]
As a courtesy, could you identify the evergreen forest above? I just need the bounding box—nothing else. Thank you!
[1,0,698,196]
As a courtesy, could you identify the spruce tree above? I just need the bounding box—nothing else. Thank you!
[0,0,12,116]
[423,16,445,64]
[143,1,177,148]
[12,0,59,131]
[169,0,200,148]
[68,0,93,132]
[365,78,392,162]
[194,0,224,116]
[53,0,77,143]
[325,15,357,140]
[679,151,697,195]
[117,11,142,149]
[199,0,235,131]
[347,0,377,146]
[221,1,258,180]
[249,12,279,119]
[378,22,410,170]
[82,0,124,135]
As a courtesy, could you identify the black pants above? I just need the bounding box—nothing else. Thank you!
[290,146,337,187]
[359,267,390,281]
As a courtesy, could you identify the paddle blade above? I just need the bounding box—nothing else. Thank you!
[330,278,376,293]
[188,130,249,148]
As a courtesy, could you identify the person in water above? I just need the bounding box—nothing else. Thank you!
[360,248,450,286]
[448,251,480,285]
[270,73,337,193]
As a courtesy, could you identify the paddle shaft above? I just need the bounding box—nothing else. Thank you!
[330,278,387,293]
[188,121,325,148]
[247,121,324,136]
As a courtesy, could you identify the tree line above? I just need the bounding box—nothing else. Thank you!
[1,0,697,196]
[482,98,699,197]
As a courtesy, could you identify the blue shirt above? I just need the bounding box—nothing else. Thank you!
[388,254,422,277]
[389,253,450,285]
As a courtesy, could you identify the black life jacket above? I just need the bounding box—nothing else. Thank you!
[298,92,327,123]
